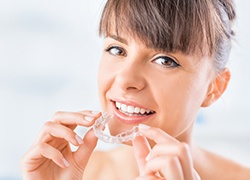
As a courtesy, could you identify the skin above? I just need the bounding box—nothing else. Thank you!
[21,110,101,180]
[21,33,250,179]
[97,35,217,143]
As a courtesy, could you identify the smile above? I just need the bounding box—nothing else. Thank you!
[115,101,155,116]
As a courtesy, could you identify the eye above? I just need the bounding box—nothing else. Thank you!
[105,46,127,57]
[153,56,180,68]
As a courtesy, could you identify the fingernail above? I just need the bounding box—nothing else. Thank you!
[84,116,94,122]
[91,111,100,115]
[75,134,84,145]
[139,124,150,130]
[62,158,70,167]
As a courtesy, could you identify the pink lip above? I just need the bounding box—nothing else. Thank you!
[111,101,155,125]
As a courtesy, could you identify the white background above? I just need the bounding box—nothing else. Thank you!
[0,0,249,179]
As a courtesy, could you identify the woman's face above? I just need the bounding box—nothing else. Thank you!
[97,33,215,142]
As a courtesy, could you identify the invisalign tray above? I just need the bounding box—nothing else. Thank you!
[93,112,140,144]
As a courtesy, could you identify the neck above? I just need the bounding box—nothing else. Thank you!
[175,118,195,145]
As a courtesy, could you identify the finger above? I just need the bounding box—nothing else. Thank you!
[146,143,194,179]
[132,135,151,174]
[22,142,69,171]
[139,125,195,179]
[35,121,84,146]
[138,124,179,144]
[193,169,201,180]
[144,155,184,180]
[51,110,101,128]
[73,128,98,169]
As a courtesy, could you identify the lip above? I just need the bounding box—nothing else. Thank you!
[111,100,155,124]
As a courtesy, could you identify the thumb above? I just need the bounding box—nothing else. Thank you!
[193,169,201,180]
[73,128,98,169]
[132,135,151,174]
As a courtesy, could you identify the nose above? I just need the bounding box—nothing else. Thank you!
[115,61,146,92]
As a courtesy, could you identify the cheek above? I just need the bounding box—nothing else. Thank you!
[97,61,107,107]
[97,59,115,108]
[154,77,208,135]
[171,80,208,112]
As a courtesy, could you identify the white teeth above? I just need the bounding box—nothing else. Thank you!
[127,106,134,113]
[115,102,154,115]
[116,102,121,109]
[140,108,146,114]
[134,107,140,113]
[121,104,127,112]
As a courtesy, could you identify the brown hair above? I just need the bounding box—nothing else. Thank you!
[99,0,236,73]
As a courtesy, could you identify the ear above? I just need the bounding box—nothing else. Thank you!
[201,68,231,107]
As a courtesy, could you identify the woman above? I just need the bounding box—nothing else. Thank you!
[21,0,250,179]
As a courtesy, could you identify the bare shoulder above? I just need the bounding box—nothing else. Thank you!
[195,147,250,180]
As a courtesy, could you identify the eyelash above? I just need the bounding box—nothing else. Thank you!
[105,46,180,68]
[105,46,127,57]
[153,56,180,68]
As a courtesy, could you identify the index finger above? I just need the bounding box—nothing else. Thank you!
[51,110,101,128]
[138,124,179,145]
[132,135,151,174]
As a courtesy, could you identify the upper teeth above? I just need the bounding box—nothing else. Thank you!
[116,102,154,115]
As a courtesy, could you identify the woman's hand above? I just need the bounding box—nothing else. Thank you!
[132,124,200,180]
[21,110,101,180]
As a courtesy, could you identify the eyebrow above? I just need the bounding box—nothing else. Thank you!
[108,35,128,45]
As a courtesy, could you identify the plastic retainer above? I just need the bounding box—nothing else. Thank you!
[93,112,140,144]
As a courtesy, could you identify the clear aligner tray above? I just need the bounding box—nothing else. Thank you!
[93,112,140,144]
